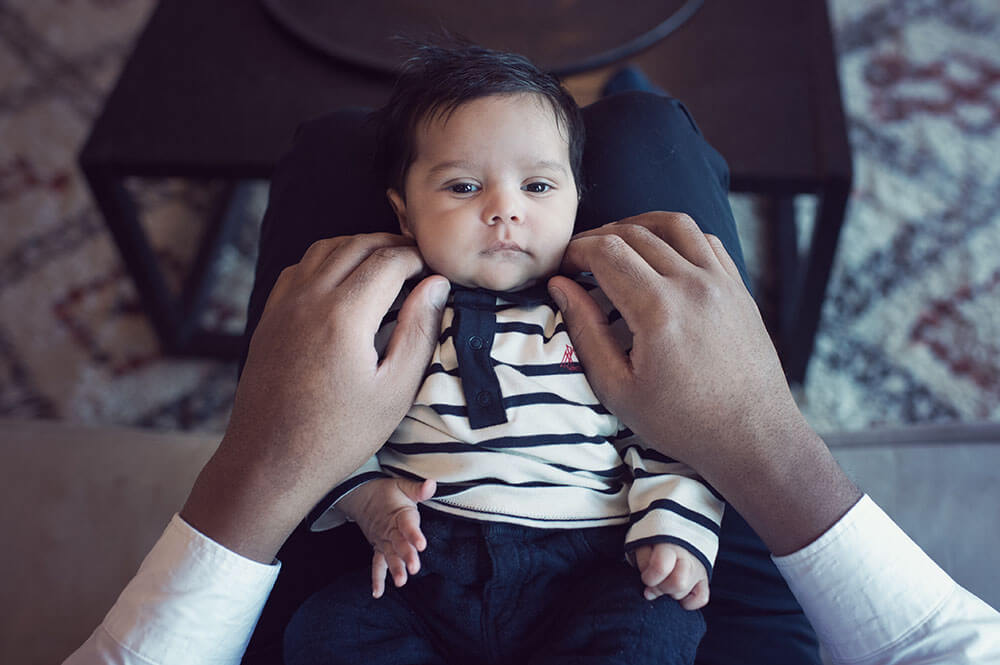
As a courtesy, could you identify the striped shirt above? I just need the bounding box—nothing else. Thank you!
[311,280,724,575]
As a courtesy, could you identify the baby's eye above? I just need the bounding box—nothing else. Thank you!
[523,182,552,194]
[449,182,479,194]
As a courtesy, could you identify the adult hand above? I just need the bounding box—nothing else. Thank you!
[182,233,450,563]
[547,212,859,555]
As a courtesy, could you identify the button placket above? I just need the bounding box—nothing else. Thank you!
[453,289,507,429]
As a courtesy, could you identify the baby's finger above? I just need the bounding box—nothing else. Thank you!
[389,526,421,573]
[640,546,677,589]
[398,512,428,552]
[680,580,710,611]
[371,551,389,599]
[387,552,409,589]
[661,556,698,601]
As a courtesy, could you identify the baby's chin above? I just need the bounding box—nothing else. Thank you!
[454,273,546,293]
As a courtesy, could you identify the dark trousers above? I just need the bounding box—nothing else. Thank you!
[240,92,821,665]
[284,509,705,665]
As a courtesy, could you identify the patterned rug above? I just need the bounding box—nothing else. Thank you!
[1,0,998,433]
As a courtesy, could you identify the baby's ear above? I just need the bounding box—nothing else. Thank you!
[387,189,412,237]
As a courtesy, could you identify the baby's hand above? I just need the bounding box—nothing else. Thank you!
[634,542,710,610]
[337,477,436,598]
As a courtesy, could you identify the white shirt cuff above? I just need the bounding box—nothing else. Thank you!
[772,495,956,663]
[96,514,280,664]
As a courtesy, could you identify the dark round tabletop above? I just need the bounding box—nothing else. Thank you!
[260,0,702,77]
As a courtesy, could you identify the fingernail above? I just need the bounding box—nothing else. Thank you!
[548,285,567,311]
[429,280,450,309]
[644,589,657,601]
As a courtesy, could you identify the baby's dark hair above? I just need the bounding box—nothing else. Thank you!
[374,38,585,198]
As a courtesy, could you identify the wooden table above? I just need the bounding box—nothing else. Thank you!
[79,0,850,383]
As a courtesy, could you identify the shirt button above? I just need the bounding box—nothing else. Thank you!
[469,336,485,350]
[476,391,493,406]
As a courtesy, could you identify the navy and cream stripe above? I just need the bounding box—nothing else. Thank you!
[311,279,724,575]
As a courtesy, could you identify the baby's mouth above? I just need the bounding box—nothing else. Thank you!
[482,241,527,255]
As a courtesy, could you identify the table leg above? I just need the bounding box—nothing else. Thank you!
[79,165,247,359]
[776,178,851,385]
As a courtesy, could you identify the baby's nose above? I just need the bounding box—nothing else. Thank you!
[489,212,521,225]
[485,190,523,225]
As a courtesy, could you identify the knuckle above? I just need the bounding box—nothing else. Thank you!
[685,272,724,304]
[669,212,697,228]
[616,223,657,246]
[407,310,439,347]
[371,245,403,260]
[303,237,337,257]
[593,233,630,256]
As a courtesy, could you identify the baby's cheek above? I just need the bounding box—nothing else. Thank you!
[421,249,458,280]
[538,247,567,277]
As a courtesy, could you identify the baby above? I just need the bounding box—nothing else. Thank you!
[287,42,724,665]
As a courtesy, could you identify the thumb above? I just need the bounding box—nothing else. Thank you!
[398,478,437,504]
[380,275,450,387]
[547,276,631,406]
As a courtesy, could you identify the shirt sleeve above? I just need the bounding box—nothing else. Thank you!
[63,514,280,665]
[307,454,387,531]
[615,430,725,578]
[772,494,1000,665]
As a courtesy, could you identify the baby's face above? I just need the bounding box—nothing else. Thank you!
[388,93,578,292]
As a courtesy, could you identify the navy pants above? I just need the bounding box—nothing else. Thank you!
[239,92,821,665]
[284,509,704,665]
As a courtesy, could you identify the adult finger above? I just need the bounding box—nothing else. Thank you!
[561,224,687,279]
[259,263,298,311]
[630,211,719,270]
[339,245,429,333]
[298,233,411,285]
[316,236,421,296]
[261,234,417,325]
[705,233,742,284]
[296,236,350,278]
[570,212,719,272]
[559,234,668,332]
[372,551,389,598]
[379,275,450,388]
[547,276,631,411]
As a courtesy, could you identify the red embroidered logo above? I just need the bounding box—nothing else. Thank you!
[561,344,581,371]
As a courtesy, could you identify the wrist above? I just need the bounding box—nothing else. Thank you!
[700,413,862,557]
[180,442,313,564]
[335,482,374,522]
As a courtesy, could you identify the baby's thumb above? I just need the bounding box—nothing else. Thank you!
[399,478,437,505]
